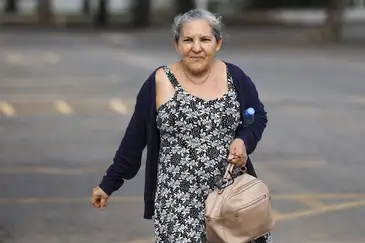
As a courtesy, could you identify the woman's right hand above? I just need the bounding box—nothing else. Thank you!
[91,186,109,208]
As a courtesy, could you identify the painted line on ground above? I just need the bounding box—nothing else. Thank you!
[109,99,129,115]
[0,101,16,117]
[3,52,60,65]
[348,97,365,106]
[0,166,101,175]
[274,199,365,221]
[2,192,365,243]
[100,33,134,46]
[124,238,155,243]
[0,158,327,175]
[5,52,23,64]
[122,197,365,243]
[0,96,363,116]
[273,193,365,200]
[42,52,60,64]
[54,100,74,114]
[1,194,365,205]
[0,76,119,87]
[0,95,363,117]
[294,197,326,209]
[0,196,143,205]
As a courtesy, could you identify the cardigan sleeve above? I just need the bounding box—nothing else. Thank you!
[236,73,268,155]
[98,80,150,196]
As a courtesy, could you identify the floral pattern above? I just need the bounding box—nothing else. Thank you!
[154,65,273,243]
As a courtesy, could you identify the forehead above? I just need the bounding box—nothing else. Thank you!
[180,19,213,37]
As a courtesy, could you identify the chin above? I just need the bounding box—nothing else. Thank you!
[184,59,209,74]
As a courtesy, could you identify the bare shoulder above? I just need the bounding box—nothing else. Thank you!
[155,63,179,86]
[155,65,171,86]
[155,65,176,108]
[155,67,165,84]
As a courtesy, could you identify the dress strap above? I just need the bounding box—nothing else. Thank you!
[162,65,181,90]
[226,65,235,91]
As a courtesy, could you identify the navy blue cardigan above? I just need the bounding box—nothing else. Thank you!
[99,62,268,219]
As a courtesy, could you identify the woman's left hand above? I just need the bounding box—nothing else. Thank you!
[228,138,247,168]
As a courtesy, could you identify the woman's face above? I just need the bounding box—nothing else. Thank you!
[175,19,222,74]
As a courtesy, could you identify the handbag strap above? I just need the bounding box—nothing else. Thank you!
[223,163,247,179]
[218,163,236,194]
[218,163,248,193]
[223,163,235,181]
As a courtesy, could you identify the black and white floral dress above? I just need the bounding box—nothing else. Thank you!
[154,65,273,243]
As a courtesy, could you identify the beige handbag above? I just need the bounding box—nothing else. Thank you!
[205,163,275,243]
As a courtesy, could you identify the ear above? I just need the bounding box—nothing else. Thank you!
[172,38,180,52]
[216,38,223,52]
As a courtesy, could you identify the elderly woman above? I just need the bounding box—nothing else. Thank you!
[91,9,272,243]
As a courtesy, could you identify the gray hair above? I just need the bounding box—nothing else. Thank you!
[172,9,223,43]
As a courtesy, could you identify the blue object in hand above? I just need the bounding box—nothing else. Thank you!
[243,107,255,126]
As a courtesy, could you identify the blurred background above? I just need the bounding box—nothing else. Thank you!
[1,1,365,243]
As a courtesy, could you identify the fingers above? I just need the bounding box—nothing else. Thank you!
[228,148,247,168]
[91,187,108,209]
[100,197,107,208]
[228,154,246,167]
[91,195,108,208]
[91,194,100,208]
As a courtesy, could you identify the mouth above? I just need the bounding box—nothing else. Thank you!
[190,56,204,60]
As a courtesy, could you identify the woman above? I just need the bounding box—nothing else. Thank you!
[91,9,272,243]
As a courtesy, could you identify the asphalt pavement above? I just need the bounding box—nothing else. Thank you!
[1,29,365,243]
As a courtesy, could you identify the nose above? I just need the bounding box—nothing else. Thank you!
[192,40,202,52]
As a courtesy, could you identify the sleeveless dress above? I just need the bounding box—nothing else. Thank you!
[154,65,273,243]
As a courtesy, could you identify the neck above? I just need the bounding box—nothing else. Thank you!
[181,63,211,85]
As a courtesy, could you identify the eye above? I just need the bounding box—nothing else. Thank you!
[183,39,192,43]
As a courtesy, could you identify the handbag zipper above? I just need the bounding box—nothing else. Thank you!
[230,179,261,197]
[235,194,267,212]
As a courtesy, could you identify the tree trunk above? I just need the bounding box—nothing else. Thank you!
[322,0,345,41]
[82,0,90,15]
[176,0,196,15]
[132,0,151,28]
[94,0,108,26]
[4,0,17,13]
[38,0,53,26]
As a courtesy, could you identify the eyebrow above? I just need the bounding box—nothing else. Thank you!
[182,35,213,39]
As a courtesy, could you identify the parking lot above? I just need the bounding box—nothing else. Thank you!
[1,30,365,243]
